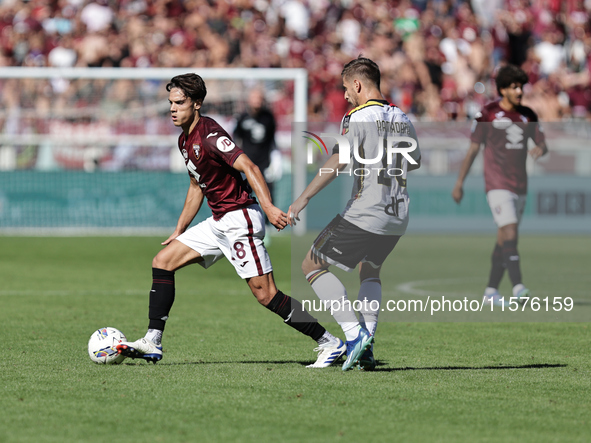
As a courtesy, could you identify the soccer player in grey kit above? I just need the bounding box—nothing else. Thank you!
[289,57,422,370]
[117,74,342,367]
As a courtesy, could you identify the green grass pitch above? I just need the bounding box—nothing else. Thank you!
[0,234,589,442]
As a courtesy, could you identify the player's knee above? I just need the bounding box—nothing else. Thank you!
[251,286,273,306]
[301,253,324,276]
[500,224,518,242]
[152,253,172,271]
[256,291,274,306]
[301,258,310,276]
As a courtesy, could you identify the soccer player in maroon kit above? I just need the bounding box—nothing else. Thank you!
[452,65,548,306]
[117,73,343,365]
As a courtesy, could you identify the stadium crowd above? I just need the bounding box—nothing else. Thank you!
[1,0,590,122]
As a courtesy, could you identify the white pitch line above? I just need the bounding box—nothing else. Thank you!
[0,288,248,296]
[0,289,147,296]
[395,277,482,298]
[395,277,590,298]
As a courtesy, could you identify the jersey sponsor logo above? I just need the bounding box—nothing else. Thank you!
[505,124,524,149]
[216,136,235,152]
[206,132,218,138]
[186,159,203,184]
[384,196,405,217]
[492,116,512,130]
[192,144,201,159]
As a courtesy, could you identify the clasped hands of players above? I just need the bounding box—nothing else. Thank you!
[262,203,289,231]
[286,196,308,227]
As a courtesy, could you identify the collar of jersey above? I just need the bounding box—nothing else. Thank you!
[347,99,391,115]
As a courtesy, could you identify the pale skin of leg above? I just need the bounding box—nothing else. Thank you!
[301,253,382,286]
[153,239,279,306]
[497,223,518,246]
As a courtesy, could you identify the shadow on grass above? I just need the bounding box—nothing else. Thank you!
[372,362,567,372]
[124,360,567,371]
[124,360,313,366]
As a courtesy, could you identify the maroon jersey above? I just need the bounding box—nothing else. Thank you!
[178,116,256,220]
[470,101,545,194]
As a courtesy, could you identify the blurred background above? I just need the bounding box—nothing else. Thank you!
[0,0,589,234]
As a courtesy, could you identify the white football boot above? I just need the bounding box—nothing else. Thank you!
[306,338,346,368]
[116,338,162,364]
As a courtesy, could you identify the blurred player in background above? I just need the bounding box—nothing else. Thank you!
[452,64,548,307]
[234,88,279,202]
[233,88,282,242]
[117,73,341,365]
[289,57,421,370]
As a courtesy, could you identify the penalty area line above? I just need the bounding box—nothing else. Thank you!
[395,278,591,301]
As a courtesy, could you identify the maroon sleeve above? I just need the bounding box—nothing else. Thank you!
[470,107,488,144]
[202,119,244,166]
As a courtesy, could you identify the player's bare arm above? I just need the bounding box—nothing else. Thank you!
[162,177,204,245]
[233,153,288,231]
[452,141,481,204]
[288,153,349,226]
[529,141,548,160]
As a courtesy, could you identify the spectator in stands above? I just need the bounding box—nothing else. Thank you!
[1,0,591,121]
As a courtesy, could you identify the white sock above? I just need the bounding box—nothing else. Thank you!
[357,278,381,337]
[145,329,162,345]
[307,270,359,339]
[317,330,340,346]
[513,283,525,297]
[484,287,498,296]
[344,324,362,342]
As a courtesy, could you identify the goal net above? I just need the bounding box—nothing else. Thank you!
[0,67,307,234]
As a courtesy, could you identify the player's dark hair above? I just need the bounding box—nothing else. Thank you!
[495,65,528,96]
[166,73,207,104]
[341,56,381,91]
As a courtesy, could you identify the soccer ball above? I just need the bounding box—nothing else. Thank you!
[88,327,127,365]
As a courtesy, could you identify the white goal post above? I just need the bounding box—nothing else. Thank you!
[0,67,309,235]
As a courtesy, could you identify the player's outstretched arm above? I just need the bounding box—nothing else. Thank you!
[162,177,204,245]
[452,142,481,204]
[233,153,288,231]
[529,141,548,160]
[288,153,348,226]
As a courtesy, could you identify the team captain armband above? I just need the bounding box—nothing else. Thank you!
[341,115,350,135]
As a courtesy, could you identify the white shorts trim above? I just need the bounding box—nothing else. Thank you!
[176,204,272,279]
[486,190,527,228]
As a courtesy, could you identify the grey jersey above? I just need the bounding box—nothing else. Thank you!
[336,100,420,235]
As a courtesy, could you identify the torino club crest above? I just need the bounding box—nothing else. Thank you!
[193,144,201,160]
